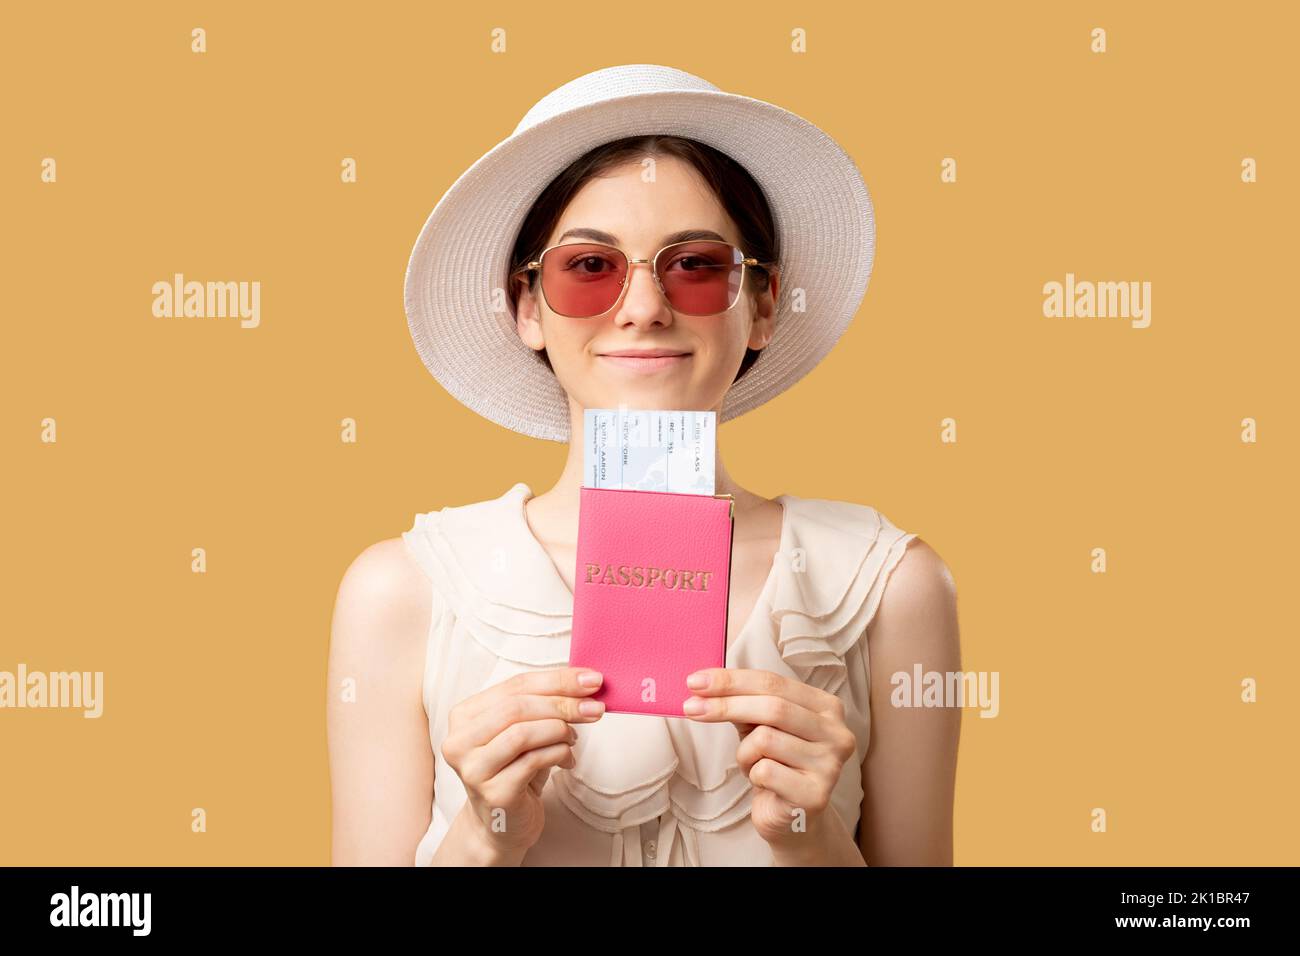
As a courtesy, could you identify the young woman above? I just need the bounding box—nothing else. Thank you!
[328,65,960,866]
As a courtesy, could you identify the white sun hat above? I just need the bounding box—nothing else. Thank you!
[403,63,875,443]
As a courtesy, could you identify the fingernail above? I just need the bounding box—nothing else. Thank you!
[579,699,605,717]
[578,671,603,688]
[682,697,706,715]
[686,672,708,690]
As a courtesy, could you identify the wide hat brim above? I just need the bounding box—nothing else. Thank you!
[403,67,875,443]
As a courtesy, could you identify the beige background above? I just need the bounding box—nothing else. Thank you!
[2,1,1296,864]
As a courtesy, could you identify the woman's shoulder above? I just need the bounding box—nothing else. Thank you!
[330,489,531,666]
[333,536,435,654]
[327,536,435,720]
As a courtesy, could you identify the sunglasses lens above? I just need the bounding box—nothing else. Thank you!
[540,243,627,317]
[657,241,744,315]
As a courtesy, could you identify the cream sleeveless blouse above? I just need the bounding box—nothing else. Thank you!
[401,482,917,866]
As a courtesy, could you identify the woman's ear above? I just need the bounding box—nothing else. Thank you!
[748,268,779,349]
[514,275,546,351]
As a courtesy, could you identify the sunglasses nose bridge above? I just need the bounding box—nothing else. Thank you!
[622,256,668,300]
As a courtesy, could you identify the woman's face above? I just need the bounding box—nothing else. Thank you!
[514,155,778,418]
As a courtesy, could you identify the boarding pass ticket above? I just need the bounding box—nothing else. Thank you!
[583,408,716,495]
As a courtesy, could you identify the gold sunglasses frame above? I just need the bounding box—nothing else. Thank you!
[512,240,777,319]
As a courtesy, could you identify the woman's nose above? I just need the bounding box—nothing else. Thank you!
[615,261,672,327]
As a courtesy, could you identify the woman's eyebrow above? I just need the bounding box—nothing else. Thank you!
[555,227,729,246]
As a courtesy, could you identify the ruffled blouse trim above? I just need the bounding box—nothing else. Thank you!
[550,713,756,834]
[401,483,573,666]
[768,497,918,695]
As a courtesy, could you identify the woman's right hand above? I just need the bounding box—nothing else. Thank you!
[441,667,605,861]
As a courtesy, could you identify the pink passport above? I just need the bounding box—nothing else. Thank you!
[568,486,735,717]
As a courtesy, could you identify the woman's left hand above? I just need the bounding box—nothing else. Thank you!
[683,667,858,855]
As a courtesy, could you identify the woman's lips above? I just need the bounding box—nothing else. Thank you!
[597,353,691,373]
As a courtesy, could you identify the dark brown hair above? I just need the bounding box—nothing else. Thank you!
[508,135,780,385]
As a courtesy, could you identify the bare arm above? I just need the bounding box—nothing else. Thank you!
[327,537,436,865]
[857,538,961,865]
